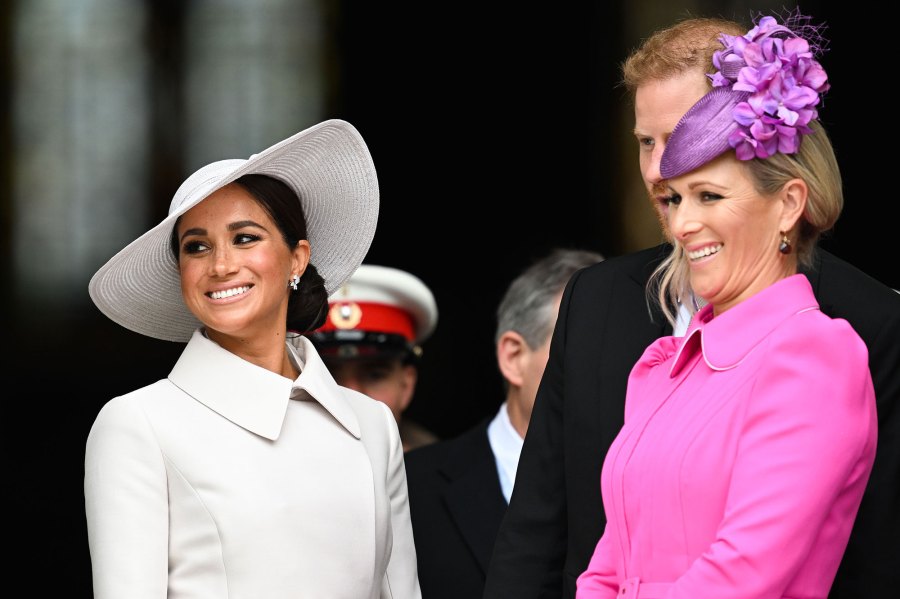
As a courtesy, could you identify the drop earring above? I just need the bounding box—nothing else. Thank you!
[288,274,300,291]
[778,232,792,255]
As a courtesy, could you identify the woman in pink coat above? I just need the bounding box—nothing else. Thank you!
[576,14,877,598]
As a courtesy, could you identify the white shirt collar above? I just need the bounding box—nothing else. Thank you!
[673,300,692,337]
[487,401,524,503]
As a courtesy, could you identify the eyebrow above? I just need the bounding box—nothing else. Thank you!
[687,181,712,190]
[228,219,266,232]
[179,220,268,242]
[686,180,728,191]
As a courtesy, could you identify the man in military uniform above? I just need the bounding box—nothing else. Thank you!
[308,264,439,452]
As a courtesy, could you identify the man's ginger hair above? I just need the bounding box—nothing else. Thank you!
[621,17,746,96]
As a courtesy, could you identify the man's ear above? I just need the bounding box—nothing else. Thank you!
[397,363,417,413]
[496,331,526,388]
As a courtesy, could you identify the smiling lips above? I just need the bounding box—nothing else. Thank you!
[686,244,722,261]
[208,285,251,300]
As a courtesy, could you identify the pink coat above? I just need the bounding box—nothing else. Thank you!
[576,274,877,598]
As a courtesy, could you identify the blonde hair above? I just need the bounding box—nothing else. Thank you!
[650,120,844,327]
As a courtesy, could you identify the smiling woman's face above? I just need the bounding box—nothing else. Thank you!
[175,183,307,346]
[664,154,796,315]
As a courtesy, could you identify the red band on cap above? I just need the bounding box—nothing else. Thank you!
[318,301,416,342]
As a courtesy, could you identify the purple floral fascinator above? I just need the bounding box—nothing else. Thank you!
[660,11,830,179]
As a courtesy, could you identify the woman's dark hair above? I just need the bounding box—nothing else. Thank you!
[168,173,329,333]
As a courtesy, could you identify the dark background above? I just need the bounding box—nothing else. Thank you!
[336,0,897,438]
[4,2,893,595]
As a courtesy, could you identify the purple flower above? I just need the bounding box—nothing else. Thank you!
[795,58,829,92]
[783,37,813,62]
[729,128,778,160]
[746,16,783,40]
[712,14,830,161]
[774,80,819,126]
[776,124,800,154]
[733,59,781,93]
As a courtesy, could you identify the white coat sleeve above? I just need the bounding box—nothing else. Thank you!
[84,396,169,599]
[378,402,422,599]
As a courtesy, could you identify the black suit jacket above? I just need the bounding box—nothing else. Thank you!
[405,418,508,599]
[483,244,900,599]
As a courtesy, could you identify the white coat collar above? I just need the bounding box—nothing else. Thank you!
[168,329,361,441]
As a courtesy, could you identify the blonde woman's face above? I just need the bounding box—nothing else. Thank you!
[663,155,789,315]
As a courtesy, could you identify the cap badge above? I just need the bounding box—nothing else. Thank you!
[329,301,363,330]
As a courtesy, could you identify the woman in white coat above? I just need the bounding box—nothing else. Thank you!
[84,119,421,599]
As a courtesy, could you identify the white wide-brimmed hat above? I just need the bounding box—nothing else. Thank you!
[89,119,379,343]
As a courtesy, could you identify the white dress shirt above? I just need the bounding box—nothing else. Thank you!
[485,302,693,506]
[487,401,524,504]
[674,300,693,337]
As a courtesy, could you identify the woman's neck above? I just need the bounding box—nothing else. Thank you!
[204,327,299,380]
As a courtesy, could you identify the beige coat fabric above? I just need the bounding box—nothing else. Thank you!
[85,330,421,599]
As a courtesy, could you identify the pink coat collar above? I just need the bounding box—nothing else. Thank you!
[670,274,820,376]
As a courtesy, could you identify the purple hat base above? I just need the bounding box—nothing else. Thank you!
[659,87,751,180]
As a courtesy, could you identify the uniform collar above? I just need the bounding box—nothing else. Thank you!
[169,330,361,441]
[670,274,820,376]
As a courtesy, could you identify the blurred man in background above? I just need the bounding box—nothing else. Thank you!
[404,248,603,598]
[308,264,439,451]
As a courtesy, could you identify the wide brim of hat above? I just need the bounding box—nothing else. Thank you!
[89,119,379,342]
[660,87,749,180]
